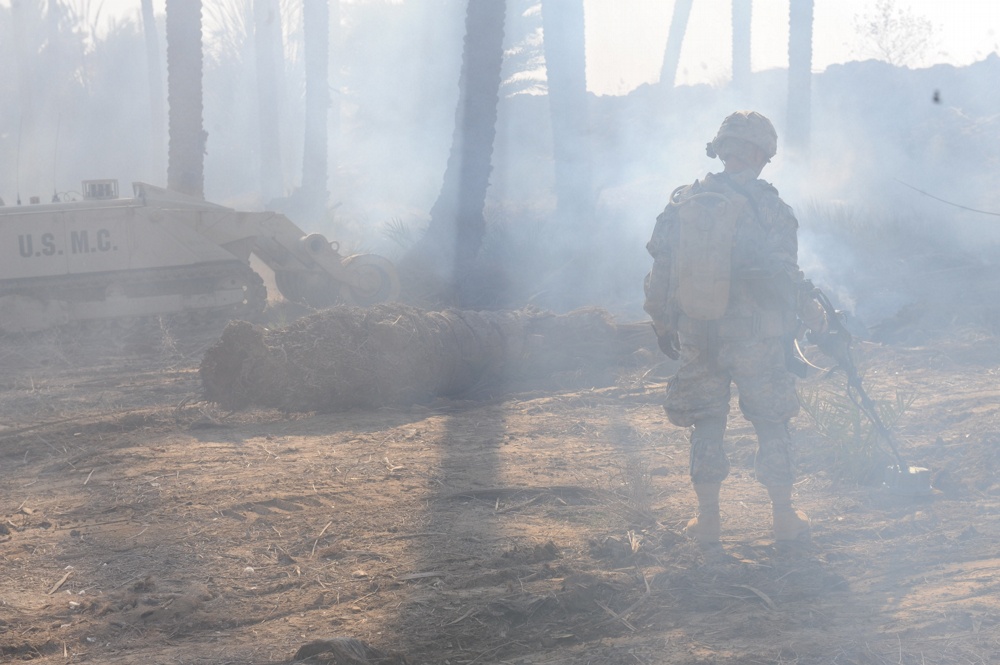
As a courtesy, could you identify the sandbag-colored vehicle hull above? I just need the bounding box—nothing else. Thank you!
[0,182,400,333]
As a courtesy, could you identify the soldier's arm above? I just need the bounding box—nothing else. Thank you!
[762,191,800,281]
[643,207,675,330]
[762,190,828,333]
[644,204,684,359]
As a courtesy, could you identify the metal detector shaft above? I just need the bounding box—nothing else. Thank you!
[809,289,909,469]
[843,367,909,469]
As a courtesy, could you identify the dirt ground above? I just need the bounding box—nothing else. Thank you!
[2,316,1000,665]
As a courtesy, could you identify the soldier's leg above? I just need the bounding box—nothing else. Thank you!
[685,416,729,544]
[728,339,809,541]
[750,419,810,541]
[664,341,732,545]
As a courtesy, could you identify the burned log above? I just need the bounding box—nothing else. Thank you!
[199,303,643,412]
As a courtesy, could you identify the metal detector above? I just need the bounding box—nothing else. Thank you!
[805,289,933,497]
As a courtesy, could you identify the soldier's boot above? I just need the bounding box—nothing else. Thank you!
[684,482,722,545]
[767,485,810,542]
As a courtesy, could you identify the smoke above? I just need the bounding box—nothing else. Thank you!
[782,57,1000,335]
[2,3,999,335]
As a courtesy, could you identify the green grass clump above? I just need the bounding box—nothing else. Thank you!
[798,382,914,484]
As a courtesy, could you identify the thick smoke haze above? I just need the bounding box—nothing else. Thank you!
[2,1,999,335]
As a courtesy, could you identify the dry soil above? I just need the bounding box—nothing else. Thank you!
[2,318,1000,664]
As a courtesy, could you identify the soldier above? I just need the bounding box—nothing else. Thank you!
[643,111,827,545]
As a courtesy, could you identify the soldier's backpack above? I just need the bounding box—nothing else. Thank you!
[670,188,748,320]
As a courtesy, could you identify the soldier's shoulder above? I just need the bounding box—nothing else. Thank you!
[656,180,699,218]
[753,179,797,225]
[666,176,715,205]
[674,178,704,199]
[754,179,794,209]
[754,178,782,197]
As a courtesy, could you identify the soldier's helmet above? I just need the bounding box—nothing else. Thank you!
[706,111,778,160]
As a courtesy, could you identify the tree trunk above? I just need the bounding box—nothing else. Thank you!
[541,0,593,226]
[141,0,166,185]
[404,0,506,305]
[786,0,814,158]
[11,0,36,202]
[659,0,693,86]
[300,0,330,224]
[166,0,205,198]
[253,0,284,203]
[731,0,752,90]
[329,0,341,200]
[200,305,626,412]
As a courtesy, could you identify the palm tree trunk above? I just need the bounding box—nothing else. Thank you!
[787,0,814,157]
[329,0,341,196]
[11,0,36,203]
[300,0,330,223]
[141,0,166,185]
[659,0,693,86]
[541,0,593,226]
[166,0,205,198]
[410,0,505,303]
[732,0,752,90]
[253,0,284,203]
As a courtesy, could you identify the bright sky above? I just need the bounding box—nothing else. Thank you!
[584,0,1000,94]
[11,0,1000,96]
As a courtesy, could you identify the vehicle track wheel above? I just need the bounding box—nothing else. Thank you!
[339,254,401,307]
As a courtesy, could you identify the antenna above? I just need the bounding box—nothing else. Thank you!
[52,114,61,202]
[16,114,22,205]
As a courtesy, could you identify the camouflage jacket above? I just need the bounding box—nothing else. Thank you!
[643,172,806,337]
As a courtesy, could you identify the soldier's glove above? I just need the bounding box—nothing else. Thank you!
[800,296,829,335]
[651,322,680,360]
[807,326,852,368]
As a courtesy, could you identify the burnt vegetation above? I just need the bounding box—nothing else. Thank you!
[2,2,1000,664]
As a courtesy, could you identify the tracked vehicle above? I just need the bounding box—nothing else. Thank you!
[0,181,400,333]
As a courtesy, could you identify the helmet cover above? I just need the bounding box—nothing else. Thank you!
[706,111,778,160]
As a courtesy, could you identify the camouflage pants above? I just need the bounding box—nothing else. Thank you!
[665,335,799,486]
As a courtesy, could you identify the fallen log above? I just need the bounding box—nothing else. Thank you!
[199,303,649,412]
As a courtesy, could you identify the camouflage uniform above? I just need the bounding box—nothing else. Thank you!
[643,121,810,490]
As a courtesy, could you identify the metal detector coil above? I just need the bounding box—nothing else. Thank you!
[883,465,933,497]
